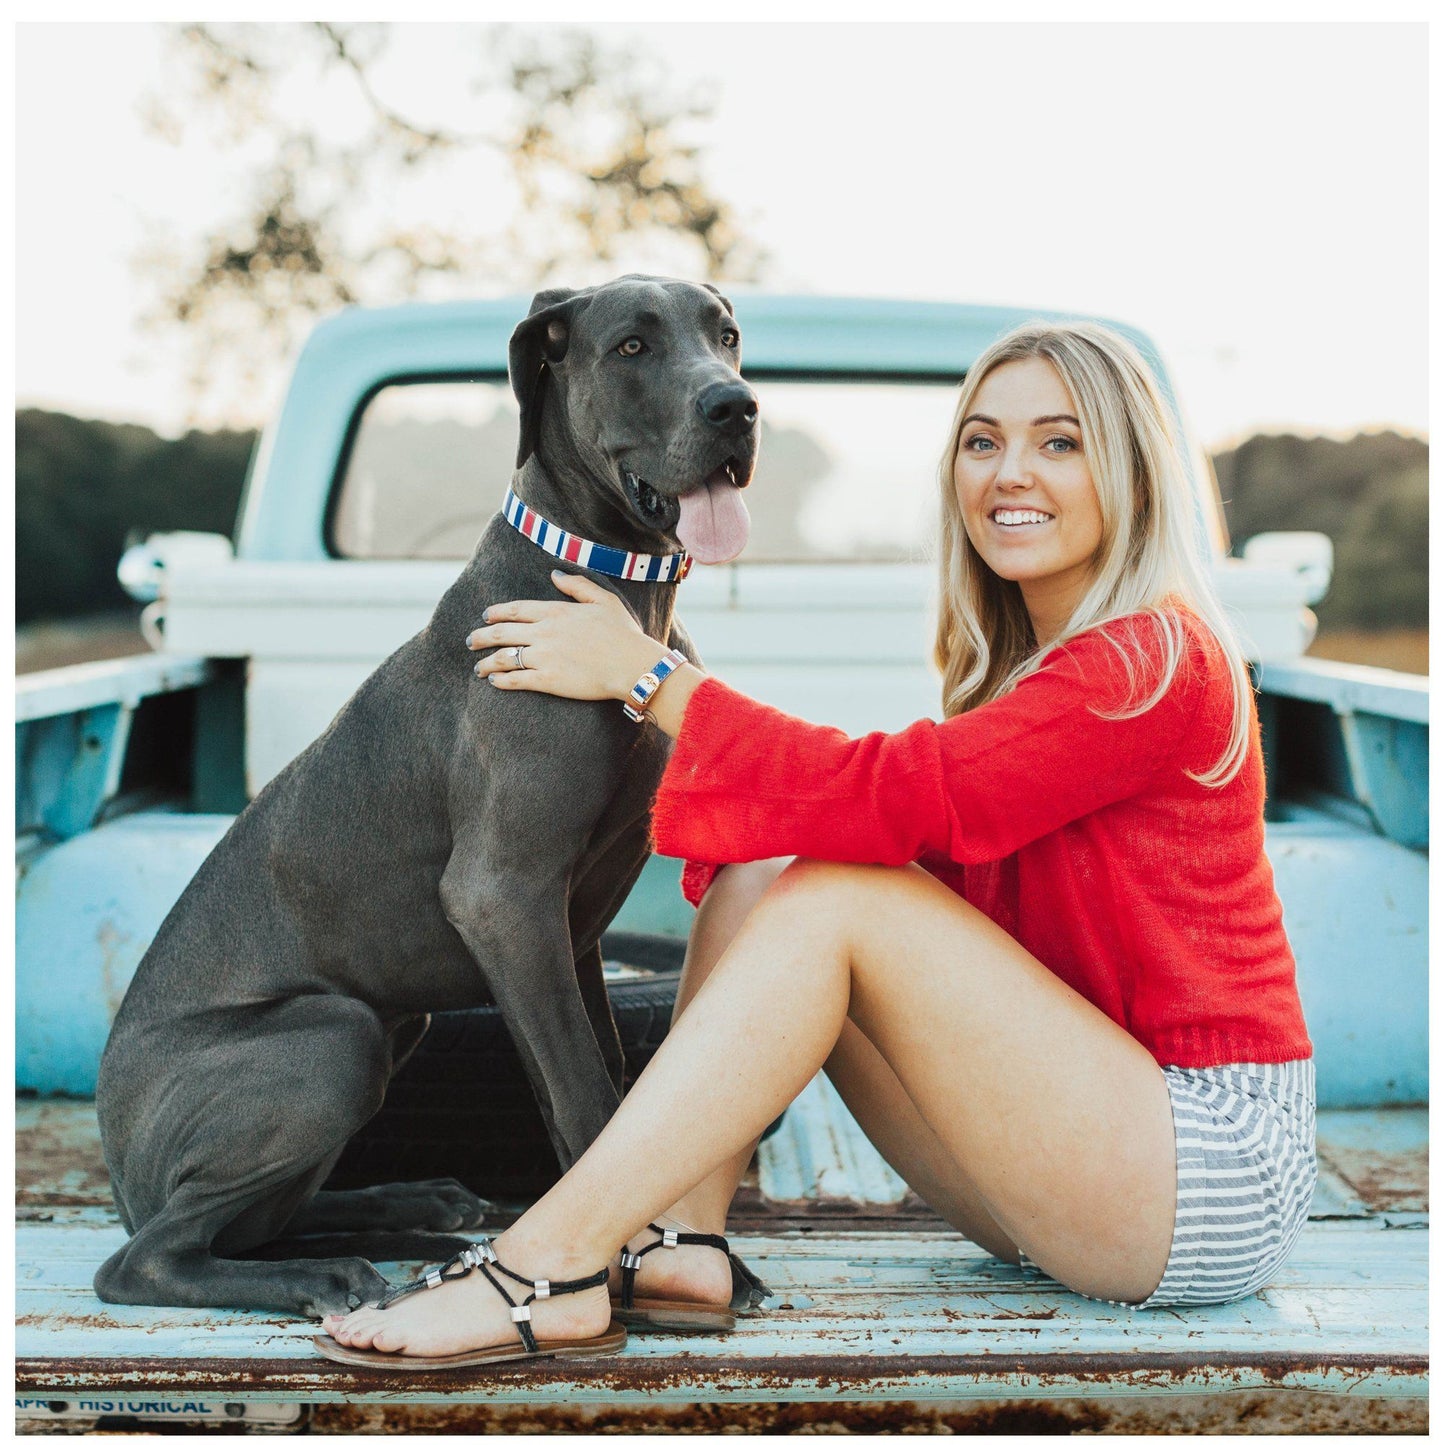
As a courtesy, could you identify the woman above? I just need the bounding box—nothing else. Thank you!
[317,321,1315,1368]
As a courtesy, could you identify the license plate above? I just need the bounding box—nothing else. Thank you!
[16,1397,302,1426]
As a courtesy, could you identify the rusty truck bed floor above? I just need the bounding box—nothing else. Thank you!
[14,1098,1427,1424]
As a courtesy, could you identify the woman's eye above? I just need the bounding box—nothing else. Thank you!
[964,435,996,452]
[617,337,645,357]
[721,329,739,348]
[1045,436,1077,453]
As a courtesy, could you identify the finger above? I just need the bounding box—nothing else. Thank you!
[485,667,544,690]
[467,602,561,643]
[472,647,536,678]
[550,568,613,601]
[464,623,535,650]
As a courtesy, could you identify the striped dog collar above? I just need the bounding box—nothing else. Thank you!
[502,487,693,583]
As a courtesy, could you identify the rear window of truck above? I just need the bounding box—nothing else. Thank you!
[329,377,963,563]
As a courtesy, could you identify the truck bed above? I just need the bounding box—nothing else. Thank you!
[15,1098,1427,1434]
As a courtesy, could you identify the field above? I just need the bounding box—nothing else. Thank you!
[1306,628,1429,676]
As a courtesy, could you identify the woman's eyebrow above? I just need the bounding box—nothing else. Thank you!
[960,413,1081,427]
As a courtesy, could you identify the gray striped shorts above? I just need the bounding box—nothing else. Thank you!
[1020,1057,1318,1309]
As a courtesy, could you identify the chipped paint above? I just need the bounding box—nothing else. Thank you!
[95,919,134,1023]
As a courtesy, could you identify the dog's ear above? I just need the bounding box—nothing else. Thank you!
[701,282,736,318]
[509,287,595,469]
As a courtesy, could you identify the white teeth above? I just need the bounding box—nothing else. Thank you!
[993,509,1053,527]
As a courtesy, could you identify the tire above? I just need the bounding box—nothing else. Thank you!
[326,932,686,1200]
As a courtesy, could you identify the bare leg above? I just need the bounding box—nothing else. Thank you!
[324,859,1175,1358]
[609,859,789,1307]
[629,859,1023,1309]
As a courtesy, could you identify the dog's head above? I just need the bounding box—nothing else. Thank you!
[508,274,759,564]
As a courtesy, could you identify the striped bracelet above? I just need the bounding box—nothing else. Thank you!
[623,648,689,723]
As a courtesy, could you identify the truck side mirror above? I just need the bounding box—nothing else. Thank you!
[117,532,235,603]
[1240,531,1334,606]
[117,532,235,653]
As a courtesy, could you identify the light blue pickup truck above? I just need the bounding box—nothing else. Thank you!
[15,296,1427,1433]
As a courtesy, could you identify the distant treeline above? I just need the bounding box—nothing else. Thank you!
[1213,430,1428,631]
[14,407,1428,631]
[17,409,255,625]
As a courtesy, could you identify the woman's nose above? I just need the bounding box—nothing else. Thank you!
[995,445,1032,486]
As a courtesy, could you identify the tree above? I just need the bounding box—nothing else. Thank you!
[1212,430,1429,631]
[136,23,766,415]
[16,410,255,625]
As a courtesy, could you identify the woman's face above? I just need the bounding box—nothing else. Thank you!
[952,356,1105,638]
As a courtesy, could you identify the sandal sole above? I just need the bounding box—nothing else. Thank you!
[614,1298,737,1333]
[311,1321,627,1371]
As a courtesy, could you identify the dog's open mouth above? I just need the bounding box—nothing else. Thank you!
[623,460,751,565]
[623,471,675,525]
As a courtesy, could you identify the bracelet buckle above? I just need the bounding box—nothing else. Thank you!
[623,648,688,723]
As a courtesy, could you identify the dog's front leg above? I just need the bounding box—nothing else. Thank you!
[440,850,623,1172]
[574,939,625,1096]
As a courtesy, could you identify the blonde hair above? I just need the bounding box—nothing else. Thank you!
[932,320,1251,787]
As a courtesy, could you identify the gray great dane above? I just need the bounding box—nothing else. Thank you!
[94,275,759,1317]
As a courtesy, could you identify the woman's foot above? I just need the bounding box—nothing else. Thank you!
[610,1224,735,1307]
[321,1235,611,1359]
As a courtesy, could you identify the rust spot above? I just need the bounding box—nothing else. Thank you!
[309,1398,1111,1434]
[298,1393,1430,1434]
[1318,1138,1429,1213]
[15,1100,115,1208]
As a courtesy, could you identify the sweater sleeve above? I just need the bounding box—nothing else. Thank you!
[654,611,1216,886]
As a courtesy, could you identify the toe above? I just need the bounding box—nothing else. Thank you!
[337,1308,385,1346]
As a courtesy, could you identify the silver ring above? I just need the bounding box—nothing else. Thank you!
[511,645,527,670]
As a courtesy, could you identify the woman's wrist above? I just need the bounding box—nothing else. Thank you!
[617,639,703,737]
[617,637,672,702]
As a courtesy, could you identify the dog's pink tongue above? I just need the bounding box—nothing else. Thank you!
[676,474,751,564]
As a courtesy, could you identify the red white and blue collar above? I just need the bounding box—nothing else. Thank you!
[502,486,693,583]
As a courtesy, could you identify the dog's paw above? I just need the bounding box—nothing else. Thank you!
[368,1178,490,1232]
[303,1259,390,1319]
[409,1178,491,1231]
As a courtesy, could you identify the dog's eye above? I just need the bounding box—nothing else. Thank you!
[617,337,645,357]
[721,330,739,348]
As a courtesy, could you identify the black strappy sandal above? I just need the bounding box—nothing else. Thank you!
[615,1223,773,1333]
[312,1238,625,1371]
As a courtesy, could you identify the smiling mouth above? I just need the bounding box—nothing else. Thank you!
[990,508,1055,528]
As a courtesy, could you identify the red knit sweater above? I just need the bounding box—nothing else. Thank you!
[651,608,1312,1069]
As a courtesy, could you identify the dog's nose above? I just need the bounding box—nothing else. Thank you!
[696,382,759,434]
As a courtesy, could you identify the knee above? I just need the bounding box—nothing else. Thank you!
[768,857,896,910]
[705,857,793,914]
[735,858,882,949]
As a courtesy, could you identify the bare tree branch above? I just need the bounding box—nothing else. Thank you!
[136,23,767,417]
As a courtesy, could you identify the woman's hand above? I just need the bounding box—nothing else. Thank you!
[466,570,663,702]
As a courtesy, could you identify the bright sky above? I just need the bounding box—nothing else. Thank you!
[14,21,1429,449]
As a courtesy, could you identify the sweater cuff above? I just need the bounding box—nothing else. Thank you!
[652,675,737,907]
[650,673,732,859]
